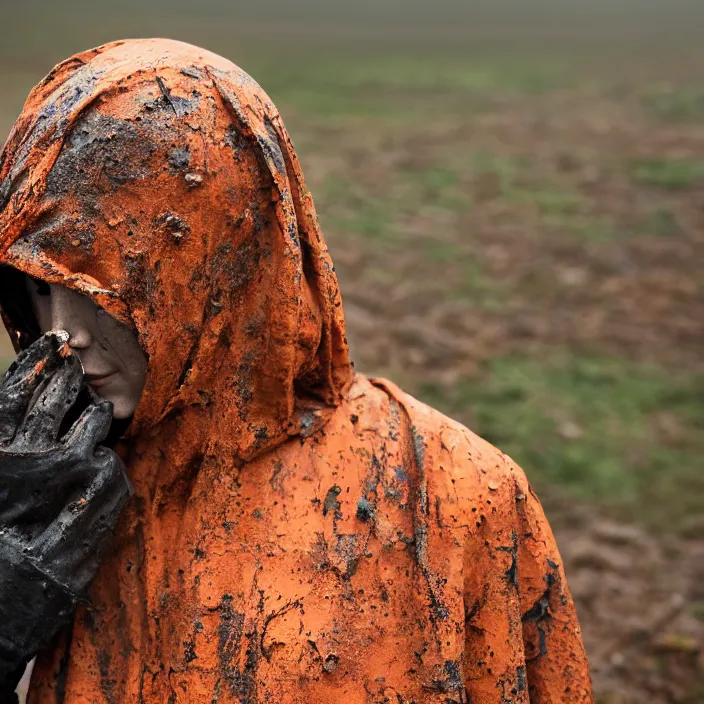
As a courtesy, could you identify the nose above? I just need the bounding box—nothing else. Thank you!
[49,286,94,350]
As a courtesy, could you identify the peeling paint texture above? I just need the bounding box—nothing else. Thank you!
[0,39,592,703]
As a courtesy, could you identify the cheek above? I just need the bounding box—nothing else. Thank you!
[98,373,145,419]
[96,313,147,377]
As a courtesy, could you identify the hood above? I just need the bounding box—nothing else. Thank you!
[0,38,353,470]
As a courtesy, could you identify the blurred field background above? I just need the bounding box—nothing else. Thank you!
[2,1,704,701]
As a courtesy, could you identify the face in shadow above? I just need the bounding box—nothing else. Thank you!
[26,276,147,419]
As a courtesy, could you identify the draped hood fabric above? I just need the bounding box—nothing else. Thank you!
[0,39,592,703]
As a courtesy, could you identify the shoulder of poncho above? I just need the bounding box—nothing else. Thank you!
[363,375,533,507]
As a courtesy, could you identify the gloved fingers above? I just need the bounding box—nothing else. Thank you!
[32,450,131,588]
[84,447,132,506]
[62,398,113,459]
[0,333,67,443]
[1,443,128,543]
[1,331,64,385]
[66,449,132,537]
[0,443,98,530]
[0,464,65,527]
[14,354,84,451]
[48,448,130,532]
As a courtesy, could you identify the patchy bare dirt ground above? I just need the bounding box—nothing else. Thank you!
[543,493,704,703]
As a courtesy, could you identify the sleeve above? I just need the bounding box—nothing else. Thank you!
[460,450,593,703]
[0,537,77,693]
[513,475,593,703]
[367,378,593,702]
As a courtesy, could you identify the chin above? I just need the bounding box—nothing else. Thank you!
[99,393,135,420]
[110,403,136,420]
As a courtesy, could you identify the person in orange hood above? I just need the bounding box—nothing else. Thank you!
[0,39,592,703]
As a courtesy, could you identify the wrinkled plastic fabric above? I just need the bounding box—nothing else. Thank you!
[0,39,592,703]
[0,333,131,697]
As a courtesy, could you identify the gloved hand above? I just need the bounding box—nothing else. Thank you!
[0,331,132,694]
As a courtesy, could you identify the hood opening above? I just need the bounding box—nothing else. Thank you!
[0,264,41,352]
[0,264,135,447]
[0,38,354,466]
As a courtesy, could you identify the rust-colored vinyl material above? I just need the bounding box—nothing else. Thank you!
[0,39,593,703]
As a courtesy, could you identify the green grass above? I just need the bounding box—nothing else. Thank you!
[467,151,627,243]
[556,207,685,243]
[449,261,506,310]
[246,51,569,125]
[317,175,397,242]
[316,173,504,309]
[403,166,470,209]
[647,208,685,237]
[627,157,704,190]
[418,353,704,530]
[336,200,396,241]
[469,151,587,217]
[257,52,569,94]
[550,216,621,242]
[313,165,506,310]
[642,84,704,124]
[316,163,471,244]
[633,207,686,238]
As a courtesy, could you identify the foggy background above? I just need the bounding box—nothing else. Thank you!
[2,2,703,701]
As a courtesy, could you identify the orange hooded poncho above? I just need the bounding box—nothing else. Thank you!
[0,39,592,703]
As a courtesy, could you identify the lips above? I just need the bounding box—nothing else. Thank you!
[86,372,116,389]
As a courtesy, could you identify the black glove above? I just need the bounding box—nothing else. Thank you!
[0,332,132,694]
